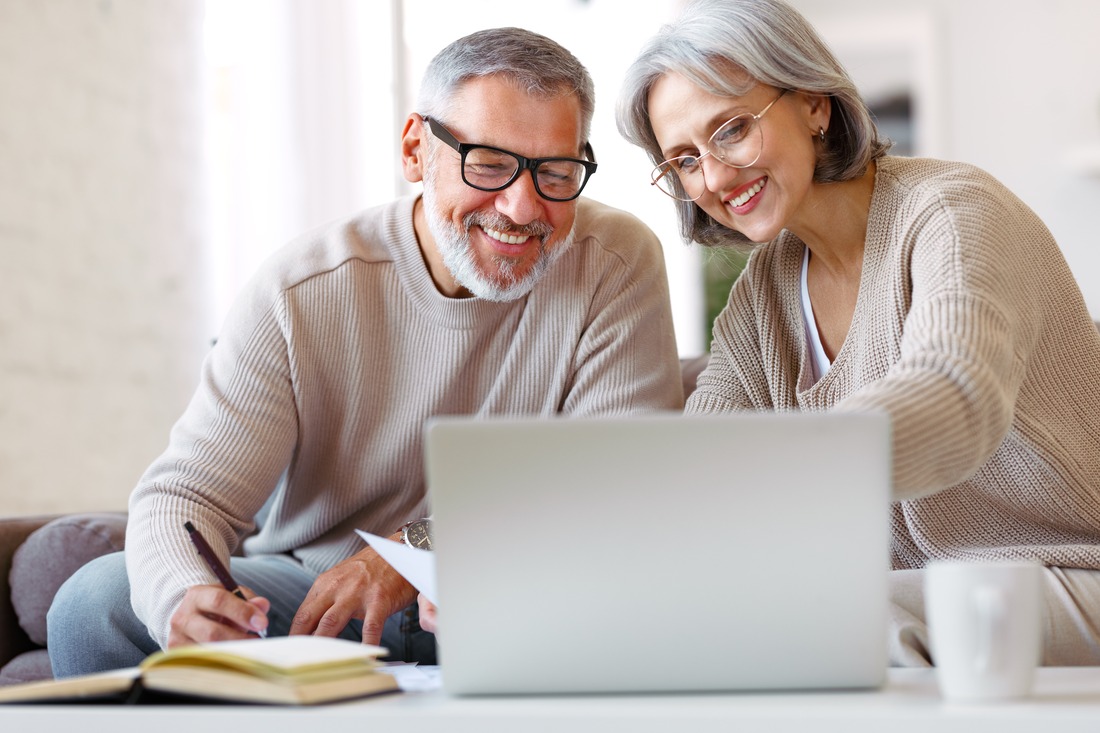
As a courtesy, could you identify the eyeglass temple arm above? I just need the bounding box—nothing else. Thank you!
[420,115,461,150]
[651,165,673,187]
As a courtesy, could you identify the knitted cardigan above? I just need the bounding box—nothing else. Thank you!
[688,156,1100,569]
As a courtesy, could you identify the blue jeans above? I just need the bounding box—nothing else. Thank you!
[46,551,437,677]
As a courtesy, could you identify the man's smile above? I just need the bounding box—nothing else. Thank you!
[484,227,532,246]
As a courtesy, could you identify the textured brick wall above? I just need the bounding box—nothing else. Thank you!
[0,0,209,514]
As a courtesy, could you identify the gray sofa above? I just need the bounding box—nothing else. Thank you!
[0,512,127,684]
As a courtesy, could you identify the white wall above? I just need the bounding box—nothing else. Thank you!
[0,0,209,514]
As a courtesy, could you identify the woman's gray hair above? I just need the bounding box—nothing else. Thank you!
[417,27,595,146]
[617,0,890,248]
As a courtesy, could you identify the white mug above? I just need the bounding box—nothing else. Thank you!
[924,560,1043,702]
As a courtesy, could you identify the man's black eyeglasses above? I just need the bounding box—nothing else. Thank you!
[421,115,597,202]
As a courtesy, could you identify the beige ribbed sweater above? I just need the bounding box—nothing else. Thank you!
[127,195,684,646]
[688,156,1100,569]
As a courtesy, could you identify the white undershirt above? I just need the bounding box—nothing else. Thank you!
[801,246,832,384]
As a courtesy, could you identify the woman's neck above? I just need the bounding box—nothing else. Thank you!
[787,160,877,278]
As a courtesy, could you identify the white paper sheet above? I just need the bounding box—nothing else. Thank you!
[378,663,443,692]
[355,529,437,604]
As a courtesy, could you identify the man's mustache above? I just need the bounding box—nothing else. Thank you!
[463,212,554,242]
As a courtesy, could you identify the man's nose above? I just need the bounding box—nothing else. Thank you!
[494,170,546,226]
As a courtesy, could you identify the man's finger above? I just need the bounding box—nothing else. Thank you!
[289,603,320,636]
[360,601,391,646]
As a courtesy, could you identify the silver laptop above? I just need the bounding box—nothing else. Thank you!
[424,411,891,695]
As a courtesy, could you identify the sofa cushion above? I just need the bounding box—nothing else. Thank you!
[0,648,53,685]
[9,512,126,646]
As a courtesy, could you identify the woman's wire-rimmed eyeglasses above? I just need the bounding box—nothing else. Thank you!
[650,89,788,202]
[421,115,597,202]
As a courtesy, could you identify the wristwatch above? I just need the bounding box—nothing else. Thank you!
[401,518,434,551]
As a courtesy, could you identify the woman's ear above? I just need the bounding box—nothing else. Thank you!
[803,92,832,137]
[401,114,426,184]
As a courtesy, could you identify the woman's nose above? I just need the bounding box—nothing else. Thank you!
[699,153,738,194]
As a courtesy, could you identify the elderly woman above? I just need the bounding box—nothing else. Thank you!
[618,0,1100,666]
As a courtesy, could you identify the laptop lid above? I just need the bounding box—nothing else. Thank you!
[424,411,891,695]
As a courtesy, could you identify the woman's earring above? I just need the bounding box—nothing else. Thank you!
[819,127,826,143]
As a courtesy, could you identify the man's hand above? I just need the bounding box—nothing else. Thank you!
[418,594,437,634]
[167,584,270,648]
[289,544,417,645]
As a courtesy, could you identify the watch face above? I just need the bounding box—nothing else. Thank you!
[404,520,433,551]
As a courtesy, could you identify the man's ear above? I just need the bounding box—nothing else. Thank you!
[401,114,426,184]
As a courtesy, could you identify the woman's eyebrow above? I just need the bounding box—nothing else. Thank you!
[660,105,750,158]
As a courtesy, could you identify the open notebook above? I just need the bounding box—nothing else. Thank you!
[0,635,397,705]
[423,411,891,695]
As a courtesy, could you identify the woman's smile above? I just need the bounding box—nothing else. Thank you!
[726,176,768,212]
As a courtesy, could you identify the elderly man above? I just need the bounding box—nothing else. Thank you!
[47,26,682,675]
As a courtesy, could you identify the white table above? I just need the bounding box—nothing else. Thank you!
[4,668,1100,732]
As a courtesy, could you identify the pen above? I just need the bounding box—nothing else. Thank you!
[183,520,267,638]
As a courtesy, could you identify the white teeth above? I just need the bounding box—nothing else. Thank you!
[485,228,530,245]
[730,180,764,208]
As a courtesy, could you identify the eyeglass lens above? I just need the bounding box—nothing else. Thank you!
[651,113,763,201]
[463,147,589,201]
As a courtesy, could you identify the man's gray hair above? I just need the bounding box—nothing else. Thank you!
[418,27,595,146]
[617,0,890,248]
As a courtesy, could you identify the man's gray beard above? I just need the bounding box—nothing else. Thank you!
[421,168,575,302]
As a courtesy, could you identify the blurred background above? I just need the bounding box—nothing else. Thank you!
[2,0,1099,515]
